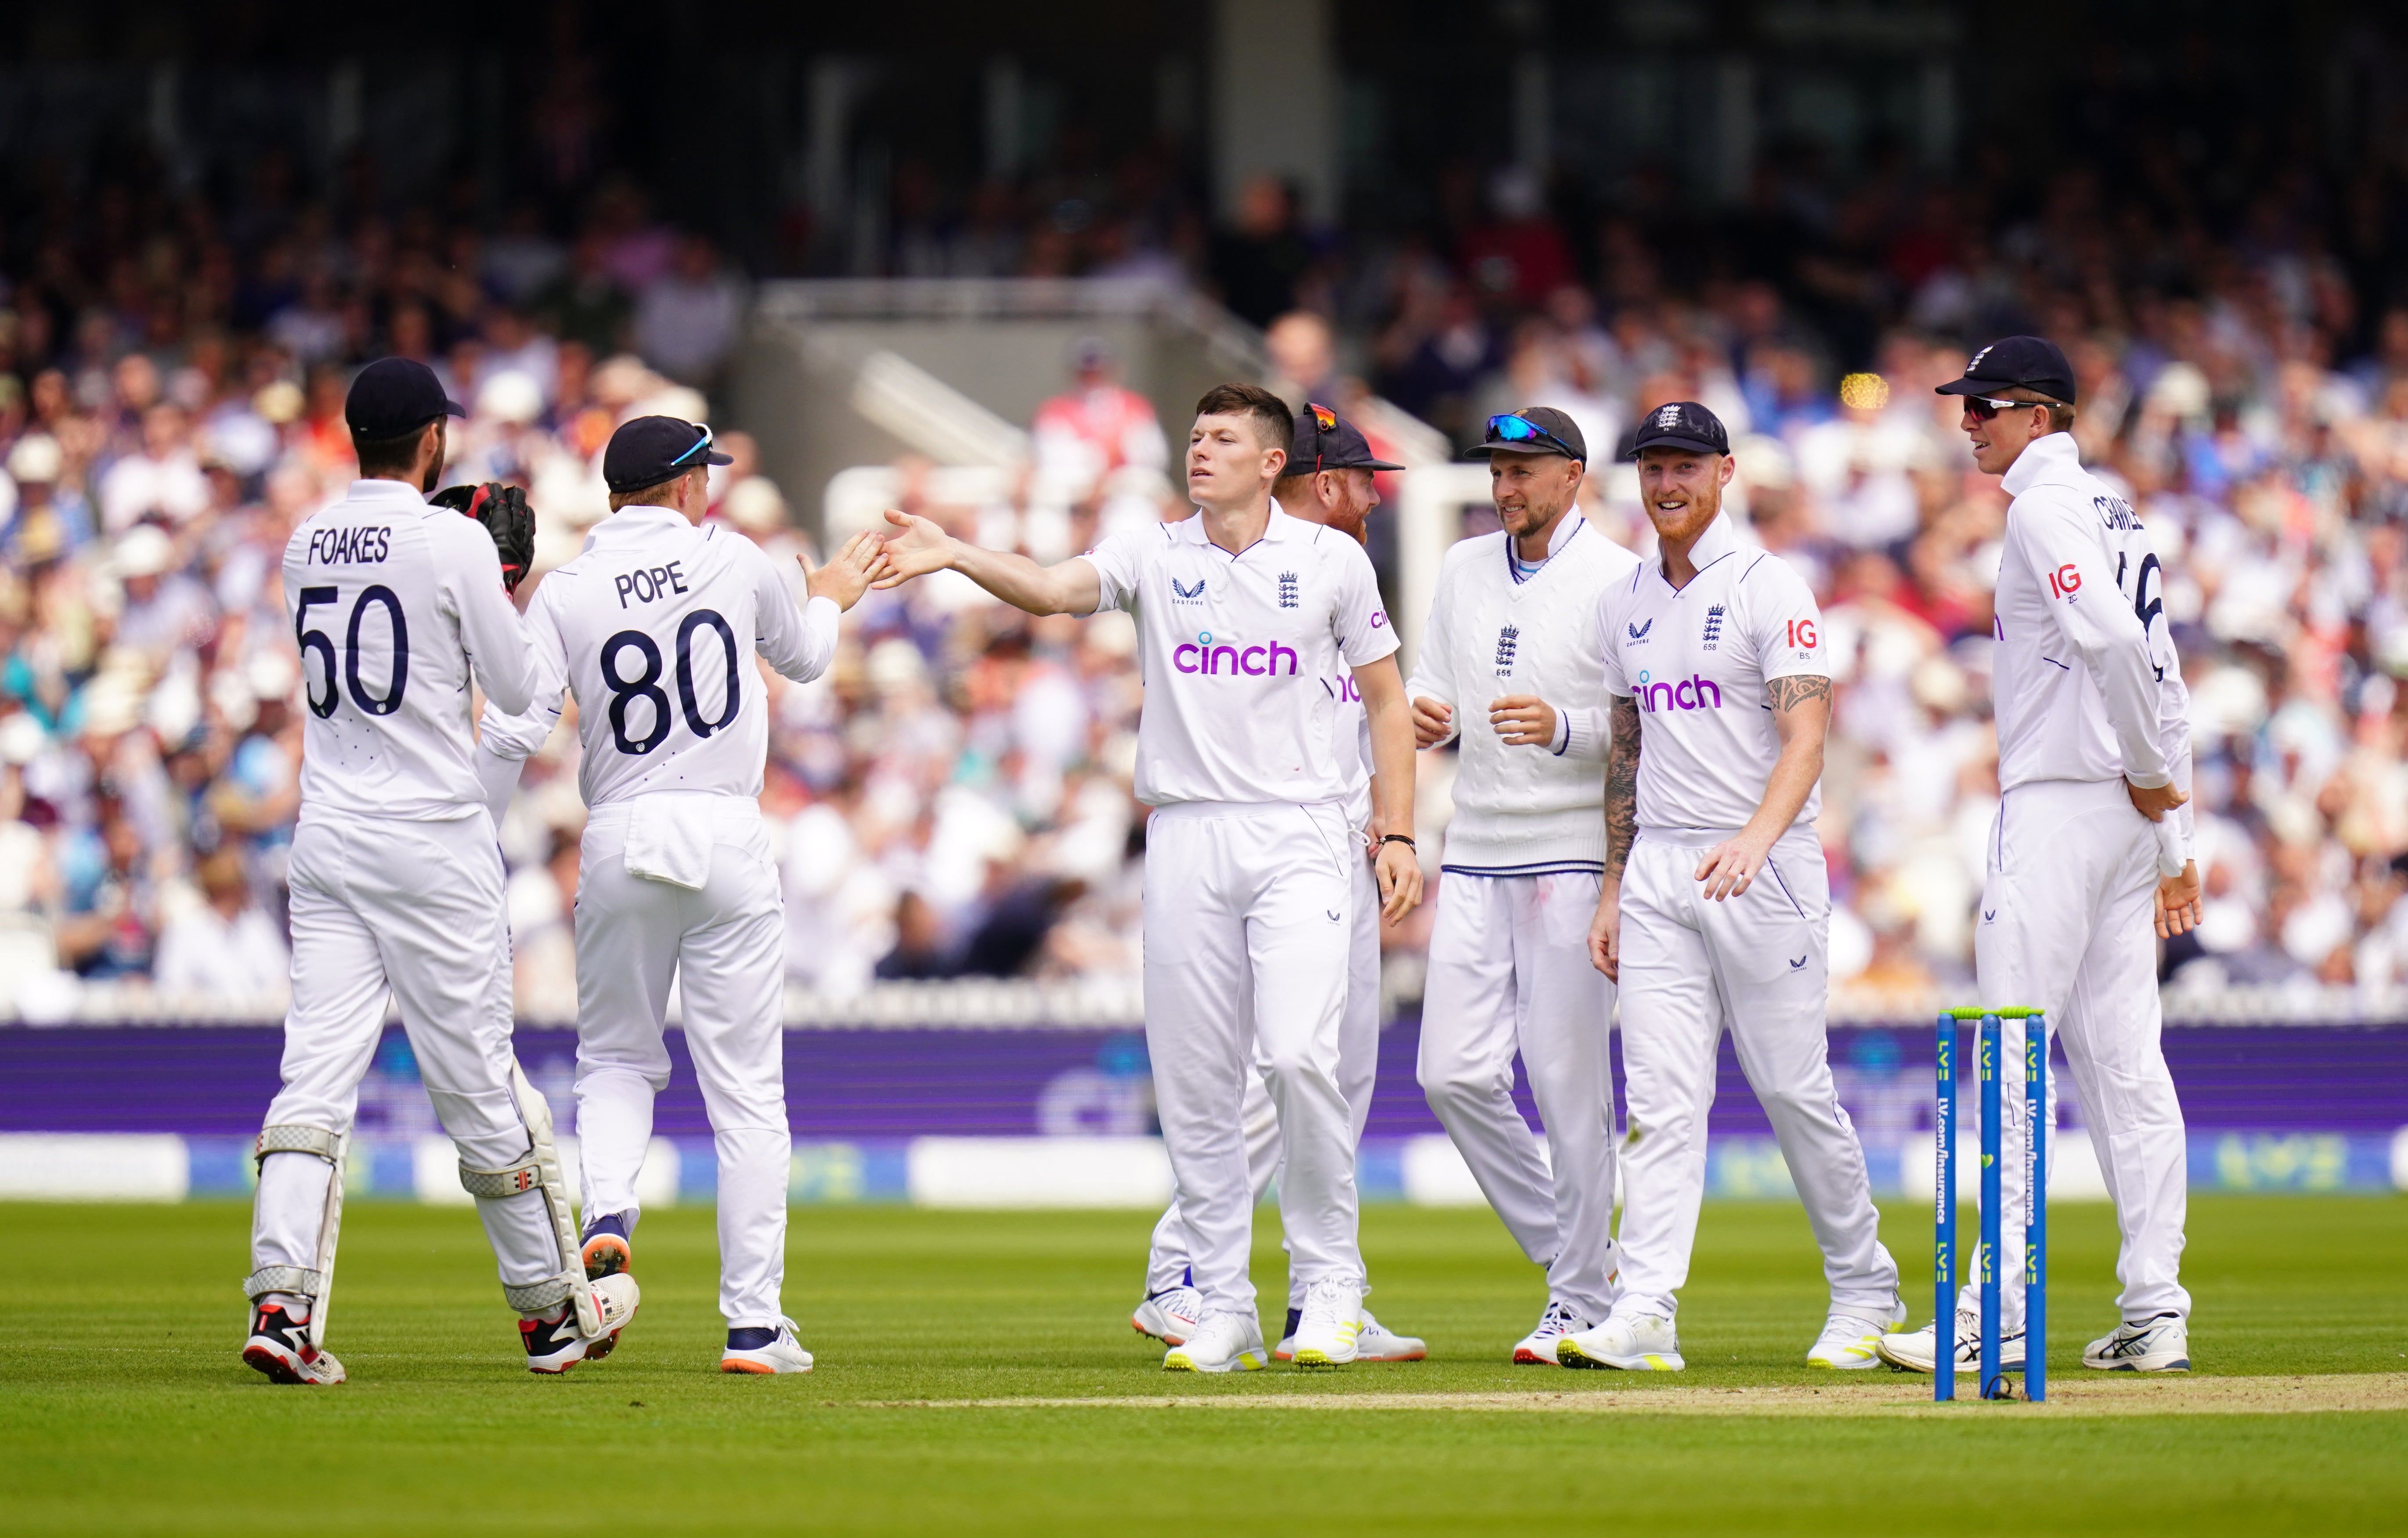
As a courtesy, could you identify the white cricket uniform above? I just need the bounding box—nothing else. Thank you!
[1405,512,1636,1323]
[253,479,562,1305]
[1084,506,1397,1317]
[1970,430,2192,1331]
[480,504,840,1329]
[1599,512,1898,1321]
[1142,664,1381,1314]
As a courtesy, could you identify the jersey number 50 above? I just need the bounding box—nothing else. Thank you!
[296,585,408,718]
[600,609,742,755]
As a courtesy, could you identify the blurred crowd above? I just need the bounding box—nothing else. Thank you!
[7,123,2408,1016]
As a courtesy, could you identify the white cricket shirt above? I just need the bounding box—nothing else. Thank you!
[1083,506,1397,807]
[1598,512,1827,835]
[1407,512,1641,873]
[284,478,538,821]
[479,504,839,805]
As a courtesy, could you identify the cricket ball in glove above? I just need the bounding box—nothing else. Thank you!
[431,482,536,593]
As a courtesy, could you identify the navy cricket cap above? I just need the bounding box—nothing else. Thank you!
[344,357,465,439]
[1285,402,1404,475]
[1628,400,1729,458]
[603,415,734,493]
[1466,406,1587,462]
[1935,336,2078,405]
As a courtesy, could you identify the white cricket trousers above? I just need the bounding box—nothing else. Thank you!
[1143,800,1362,1317]
[1143,847,1380,1309]
[1419,870,1621,1322]
[1969,778,2189,1329]
[1614,825,1898,1319]
[574,796,791,1330]
[253,810,560,1300]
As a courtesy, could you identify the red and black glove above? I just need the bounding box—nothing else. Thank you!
[431,481,536,593]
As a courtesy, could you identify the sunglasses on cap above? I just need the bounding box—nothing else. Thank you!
[1485,413,1582,459]
[1961,395,2054,421]
[669,423,718,466]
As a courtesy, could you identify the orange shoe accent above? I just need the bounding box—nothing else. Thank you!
[721,1357,777,1375]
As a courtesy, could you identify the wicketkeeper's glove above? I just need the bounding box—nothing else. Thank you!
[431,481,536,593]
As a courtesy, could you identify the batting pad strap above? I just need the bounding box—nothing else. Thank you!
[255,1124,343,1166]
[502,1275,577,1313]
[245,1264,323,1300]
[458,1159,544,1200]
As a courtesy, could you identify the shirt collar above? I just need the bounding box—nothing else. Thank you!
[344,478,430,507]
[583,501,692,552]
[1546,508,1585,557]
[2000,430,2080,497]
[1657,511,1740,583]
[1172,504,1298,547]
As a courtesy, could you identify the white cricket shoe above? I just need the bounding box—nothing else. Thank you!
[1354,1308,1427,1363]
[1132,1285,1205,1347]
[1806,1295,1909,1369]
[1274,1304,1427,1362]
[1556,1312,1683,1371]
[1873,1307,2024,1374]
[242,1303,346,1386]
[722,1318,815,1375]
[1162,1310,1267,1373]
[1513,1300,1591,1366]
[2084,1313,2190,1372]
[1289,1275,1363,1367]
[523,1273,641,1374]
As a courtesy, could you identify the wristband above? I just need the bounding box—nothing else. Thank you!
[1379,834,1416,850]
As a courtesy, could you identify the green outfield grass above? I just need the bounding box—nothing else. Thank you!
[3,1193,2404,1535]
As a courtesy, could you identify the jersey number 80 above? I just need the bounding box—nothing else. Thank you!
[600,609,742,755]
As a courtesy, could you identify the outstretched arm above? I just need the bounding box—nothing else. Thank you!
[1692,674,1827,901]
[871,509,1102,616]
[1588,693,1641,980]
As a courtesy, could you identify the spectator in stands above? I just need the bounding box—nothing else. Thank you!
[1029,338,1167,502]
[155,846,289,1002]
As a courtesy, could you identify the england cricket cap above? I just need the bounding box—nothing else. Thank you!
[1285,402,1404,475]
[603,415,733,493]
[1628,400,1729,458]
[344,357,465,439]
[1935,335,2078,404]
[1466,405,1587,462]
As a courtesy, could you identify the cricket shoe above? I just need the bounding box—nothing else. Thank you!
[242,1304,346,1386]
[523,1273,641,1374]
[1162,1310,1267,1373]
[1290,1275,1363,1367]
[1556,1312,1683,1371]
[1132,1283,1205,1347]
[1806,1296,1910,1369]
[2084,1313,2190,1373]
[1872,1308,2023,1374]
[581,1212,632,1281]
[1355,1309,1427,1362]
[1276,1305,1426,1362]
[723,1318,815,1375]
[1513,1300,1591,1365]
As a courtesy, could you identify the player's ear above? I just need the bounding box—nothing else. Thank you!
[1718,454,1736,487]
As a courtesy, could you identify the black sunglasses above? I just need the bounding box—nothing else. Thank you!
[1962,395,2051,421]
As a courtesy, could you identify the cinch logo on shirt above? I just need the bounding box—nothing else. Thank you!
[1635,668,1724,713]
[1173,633,1300,676]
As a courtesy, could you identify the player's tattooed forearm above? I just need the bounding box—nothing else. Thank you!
[1766,674,1833,714]
[1604,695,1640,880]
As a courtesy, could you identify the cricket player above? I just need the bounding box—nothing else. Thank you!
[243,358,636,1385]
[877,383,1423,1371]
[1408,407,1637,1364]
[1129,402,1425,1365]
[478,416,884,1375]
[1879,337,2197,1376]
[1560,401,1902,1372]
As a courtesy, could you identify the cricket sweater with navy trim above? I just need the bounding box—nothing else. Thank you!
[1406,511,1640,875]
